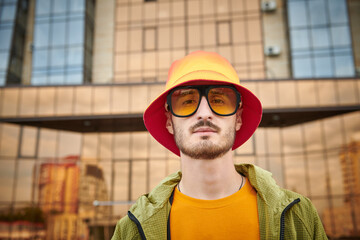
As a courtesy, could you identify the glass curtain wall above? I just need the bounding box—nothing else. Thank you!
[31,0,94,85]
[287,0,355,78]
[0,110,359,238]
[0,0,28,86]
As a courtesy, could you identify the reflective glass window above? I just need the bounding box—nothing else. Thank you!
[31,0,91,85]
[287,0,355,78]
[0,160,15,202]
[0,4,16,22]
[314,55,333,77]
[288,1,308,28]
[53,0,68,14]
[331,26,351,46]
[311,28,330,48]
[68,19,84,45]
[309,0,327,26]
[292,57,312,78]
[66,71,82,84]
[67,46,83,66]
[69,0,85,12]
[328,0,348,24]
[334,55,355,77]
[0,52,9,70]
[31,74,47,85]
[290,29,310,50]
[34,22,50,48]
[35,0,51,15]
[0,74,4,85]
[0,28,12,50]
[51,21,66,46]
[48,73,65,85]
[33,49,48,68]
[50,48,65,67]
[15,160,36,202]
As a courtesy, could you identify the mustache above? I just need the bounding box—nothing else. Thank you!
[190,120,221,133]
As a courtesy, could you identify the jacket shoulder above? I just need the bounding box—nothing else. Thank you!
[112,215,141,240]
[282,190,328,239]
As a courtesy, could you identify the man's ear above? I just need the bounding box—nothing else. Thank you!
[165,112,174,135]
[235,105,243,131]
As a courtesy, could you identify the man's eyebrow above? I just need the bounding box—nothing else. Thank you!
[210,90,225,95]
[178,89,196,96]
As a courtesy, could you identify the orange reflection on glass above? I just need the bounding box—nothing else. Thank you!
[19,88,37,117]
[0,159,15,201]
[38,87,55,116]
[74,87,92,115]
[38,128,57,158]
[20,126,38,157]
[56,87,74,116]
[93,87,111,115]
[131,161,147,201]
[0,123,20,157]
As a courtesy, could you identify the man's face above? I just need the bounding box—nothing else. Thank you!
[166,85,242,159]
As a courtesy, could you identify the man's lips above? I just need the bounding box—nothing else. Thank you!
[193,127,217,133]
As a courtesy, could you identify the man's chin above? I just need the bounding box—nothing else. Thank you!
[180,144,230,160]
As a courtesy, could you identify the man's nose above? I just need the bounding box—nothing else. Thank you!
[195,96,213,119]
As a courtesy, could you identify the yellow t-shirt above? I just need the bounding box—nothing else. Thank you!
[170,178,260,239]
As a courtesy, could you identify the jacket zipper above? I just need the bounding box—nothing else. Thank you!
[279,198,300,240]
[128,211,147,240]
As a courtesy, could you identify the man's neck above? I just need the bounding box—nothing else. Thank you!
[179,150,243,200]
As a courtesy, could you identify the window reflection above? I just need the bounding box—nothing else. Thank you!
[287,0,355,78]
[0,159,15,201]
[334,55,355,77]
[0,52,9,70]
[33,49,48,68]
[292,57,312,78]
[114,161,129,201]
[20,127,38,157]
[328,0,348,24]
[131,161,147,200]
[15,160,36,202]
[68,19,84,45]
[309,0,327,26]
[0,5,16,22]
[34,23,50,48]
[311,28,330,48]
[53,0,68,14]
[31,0,92,85]
[38,128,57,158]
[35,0,51,15]
[0,29,12,50]
[0,124,20,157]
[314,56,332,77]
[50,48,65,67]
[51,22,66,46]
[331,26,351,46]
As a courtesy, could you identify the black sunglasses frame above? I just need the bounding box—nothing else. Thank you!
[166,85,242,118]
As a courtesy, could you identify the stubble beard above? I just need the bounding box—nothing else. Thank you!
[173,120,236,160]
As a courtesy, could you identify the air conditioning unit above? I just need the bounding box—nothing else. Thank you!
[262,1,277,12]
[264,46,281,56]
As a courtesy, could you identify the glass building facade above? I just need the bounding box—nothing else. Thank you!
[32,0,94,85]
[0,0,28,85]
[288,0,355,78]
[0,0,359,239]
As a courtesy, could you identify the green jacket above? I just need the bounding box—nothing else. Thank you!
[112,164,328,240]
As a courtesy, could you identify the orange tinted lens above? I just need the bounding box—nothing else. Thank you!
[208,88,237,115]
[171,89,200,116]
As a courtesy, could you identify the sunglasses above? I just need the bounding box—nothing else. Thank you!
[166,85,241,117]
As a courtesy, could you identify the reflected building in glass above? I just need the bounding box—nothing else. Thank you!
[0,0,359,239]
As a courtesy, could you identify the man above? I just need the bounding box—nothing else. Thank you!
[112,51,327,239]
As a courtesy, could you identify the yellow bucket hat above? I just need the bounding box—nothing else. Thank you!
[143,51,262,156]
